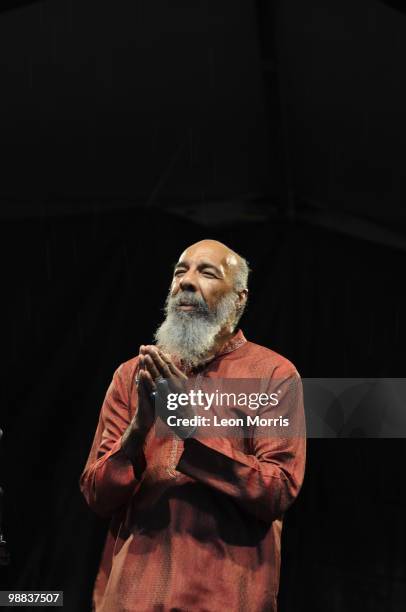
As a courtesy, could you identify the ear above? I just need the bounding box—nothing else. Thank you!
[237,289,248,305]
[236,289,248,313]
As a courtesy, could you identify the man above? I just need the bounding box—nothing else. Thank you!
[80,239,306,612]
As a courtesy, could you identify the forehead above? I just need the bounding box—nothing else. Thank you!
[178,244,238,272]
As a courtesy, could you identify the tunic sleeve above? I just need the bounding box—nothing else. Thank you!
[79,361,145,518]
[176,370,306,523]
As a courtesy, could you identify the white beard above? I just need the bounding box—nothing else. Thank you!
[154,290,237,369]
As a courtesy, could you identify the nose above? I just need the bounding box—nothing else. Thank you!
[179,269,198,292]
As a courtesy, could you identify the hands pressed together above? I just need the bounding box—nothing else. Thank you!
[138,344,187,398]
[124,346,191,448]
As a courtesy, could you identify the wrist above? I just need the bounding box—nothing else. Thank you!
[121,423,148,460]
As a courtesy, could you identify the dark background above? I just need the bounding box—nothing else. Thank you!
[1,1,406,610]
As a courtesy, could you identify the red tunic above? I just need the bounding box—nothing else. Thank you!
[80,330,306,612]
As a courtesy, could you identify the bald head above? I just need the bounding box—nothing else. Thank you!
[179,240,250,293]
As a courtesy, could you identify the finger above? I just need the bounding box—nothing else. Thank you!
[157,349,177,372]
[137,368,146,391]
[139,369,156,394]
[158,350,187,378]
[145,346,172,379]
[139,345,148,368]
[144,354,161,380]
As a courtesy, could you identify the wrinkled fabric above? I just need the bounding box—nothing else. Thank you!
[80,330,306,612]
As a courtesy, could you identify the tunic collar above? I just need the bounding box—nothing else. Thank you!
[215,328,247,357]
[185,329,247,374]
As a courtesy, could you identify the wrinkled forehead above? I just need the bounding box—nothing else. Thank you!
[178,244,238,276]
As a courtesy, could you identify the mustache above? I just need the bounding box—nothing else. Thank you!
[166,291,209,314]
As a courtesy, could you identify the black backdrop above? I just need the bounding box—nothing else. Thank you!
[1,0,406,610]
[1,208,406,611]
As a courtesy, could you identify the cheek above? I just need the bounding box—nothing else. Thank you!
[204,286,227,308]
[170,279,179,294]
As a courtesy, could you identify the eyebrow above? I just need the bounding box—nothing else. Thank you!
[174,261,224,276]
